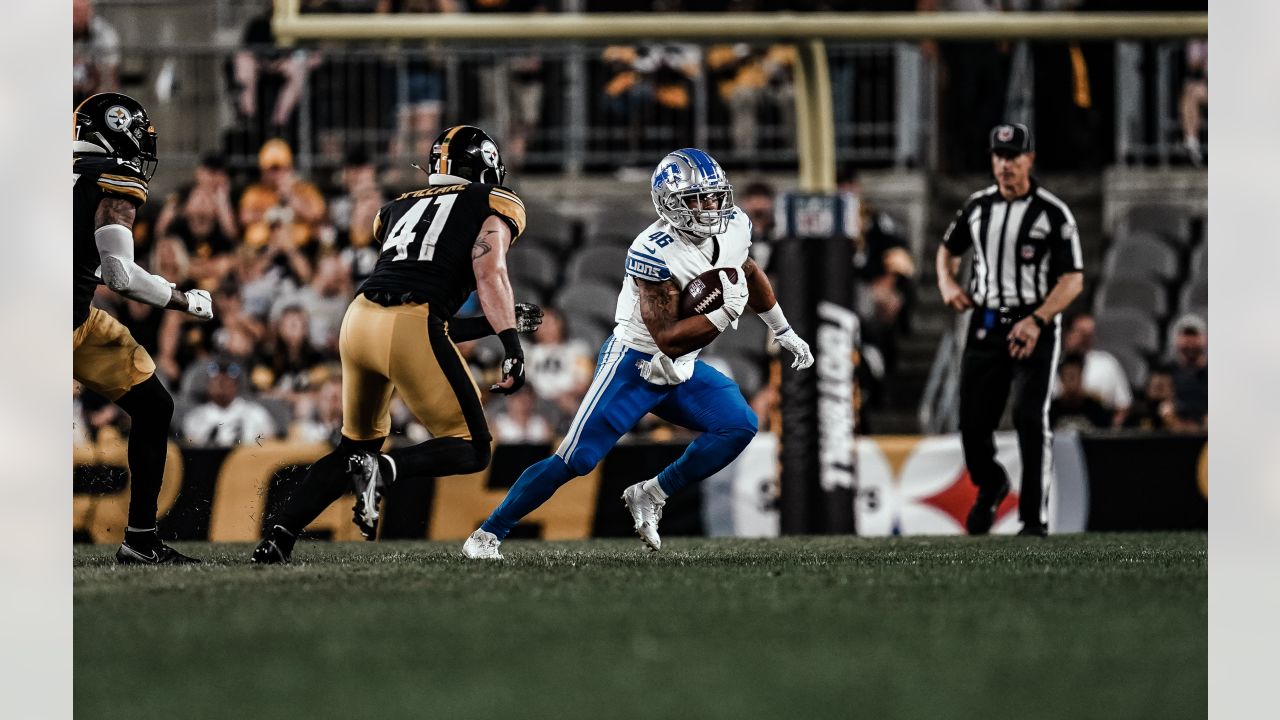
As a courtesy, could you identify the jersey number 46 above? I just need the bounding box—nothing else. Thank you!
[382,195,458,262]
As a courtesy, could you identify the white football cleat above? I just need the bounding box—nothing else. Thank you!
[621,482,665,551]
[462,529,504,560]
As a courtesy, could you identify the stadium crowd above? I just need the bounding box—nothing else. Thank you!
[72,0,1207,450]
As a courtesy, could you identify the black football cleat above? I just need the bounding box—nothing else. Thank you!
[1017,524,1048,538]
[349,451,385,539]
[115,540,201,565]
[965,481,1010,536]
[250,525,297,565]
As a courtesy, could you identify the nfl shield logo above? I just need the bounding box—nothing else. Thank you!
[1021,244,1035,260]
[996,125,1015,143]
[687,279,705,298]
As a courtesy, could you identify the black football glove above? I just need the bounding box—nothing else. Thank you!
[515,303,544,334]
[491,329,526,395]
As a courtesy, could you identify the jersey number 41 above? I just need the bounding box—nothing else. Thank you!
[382,195,459,262]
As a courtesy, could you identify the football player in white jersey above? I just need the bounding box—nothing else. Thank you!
[463,148,813,559]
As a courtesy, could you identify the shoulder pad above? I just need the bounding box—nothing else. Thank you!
[487,185,526,241]
[91,158,149,205]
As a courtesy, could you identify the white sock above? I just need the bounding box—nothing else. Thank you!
[641,478,668,500]
[381,453,398,483]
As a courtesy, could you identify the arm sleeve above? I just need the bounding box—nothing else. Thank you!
[449,316,496,343]
[487,186,527,242]
[941,202,974,255]
[625,239,672,282]
[95,224,175,307]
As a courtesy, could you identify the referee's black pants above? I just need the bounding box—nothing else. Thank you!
[958,309,1060,528]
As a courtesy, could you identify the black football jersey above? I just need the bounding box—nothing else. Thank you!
[73,156,150,328]
[358,181,527,318]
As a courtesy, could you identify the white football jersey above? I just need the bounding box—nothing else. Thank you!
[612,210,752,366]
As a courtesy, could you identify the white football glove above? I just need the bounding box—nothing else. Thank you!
[774,328,814,370]
[719,269,749,320]
[184,289,214,320]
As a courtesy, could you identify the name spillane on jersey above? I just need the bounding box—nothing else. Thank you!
[612,210,752,357]
[73,155,150,328]
[359,181,526,318]
[942,179,1084,310]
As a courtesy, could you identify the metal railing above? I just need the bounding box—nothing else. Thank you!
[110,41,924,177]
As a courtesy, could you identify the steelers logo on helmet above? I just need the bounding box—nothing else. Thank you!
[480,140,500,169]
[105,105,132,132]
[996,125,1015,143]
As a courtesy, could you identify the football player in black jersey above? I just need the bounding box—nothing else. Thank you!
[73,93,214,564]
[253,125,542,563]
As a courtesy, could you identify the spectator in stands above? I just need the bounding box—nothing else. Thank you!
[273,254,353,353]
[1180,39,1208,166]
[1123,366,1176,432]
[524,307,593,421]
[1049,354,1111,431]
[601,43,702,155]
[289,373,344,444]
[467,0,549,170]
[181,356,278,447]
[231,1,320,152]
[839,169,915,391]
[73,0,120,106]
[253,306,329,403]
[1166,313,1208,431]
[739,182,777,270]
[1060,312,1132,427]
[239,139,328,251]
[154,155,239,285]
[325,149,381,239]
[917,0,1009,174]
[377,0,459,165]
[492,390,555,445]
[706,36,796,158]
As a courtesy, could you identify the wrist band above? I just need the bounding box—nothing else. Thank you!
[1032,313,1050,330]
[497,328,523,357]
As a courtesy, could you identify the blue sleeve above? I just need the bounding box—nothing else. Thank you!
[625,244,672,282]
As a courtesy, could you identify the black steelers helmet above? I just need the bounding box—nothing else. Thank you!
[73,92,159,180]
[428,125,506,185]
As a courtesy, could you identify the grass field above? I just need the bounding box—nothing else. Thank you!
[74,533,1206,719]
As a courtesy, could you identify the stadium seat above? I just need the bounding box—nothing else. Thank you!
[1188,243,1208,284]
[1120,204,1192,247]
[1103,232,1181,284]
[720,354,765,398]
[583,230,640,247]
[562,312,613,348]
[259,397,293,438]
[564,245,629,285]
[1095,277,1169,318]
[510,280,545,307]
[1178,278,1208,316]
[1093,308,1161,358]
[1108,346,1149,390]
[714,316,771,362]
[554,281,620,326]
[507,244,562,295]
[521,205,577,255]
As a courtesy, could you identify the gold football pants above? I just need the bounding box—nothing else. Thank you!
[338,294,488,443]
[73,306,156,401]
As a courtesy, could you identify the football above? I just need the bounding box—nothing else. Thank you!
[678,267,740,319]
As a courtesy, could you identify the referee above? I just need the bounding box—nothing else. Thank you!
[935,123,1084,537]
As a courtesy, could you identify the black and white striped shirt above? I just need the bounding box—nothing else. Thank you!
[942,179,1084,309]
